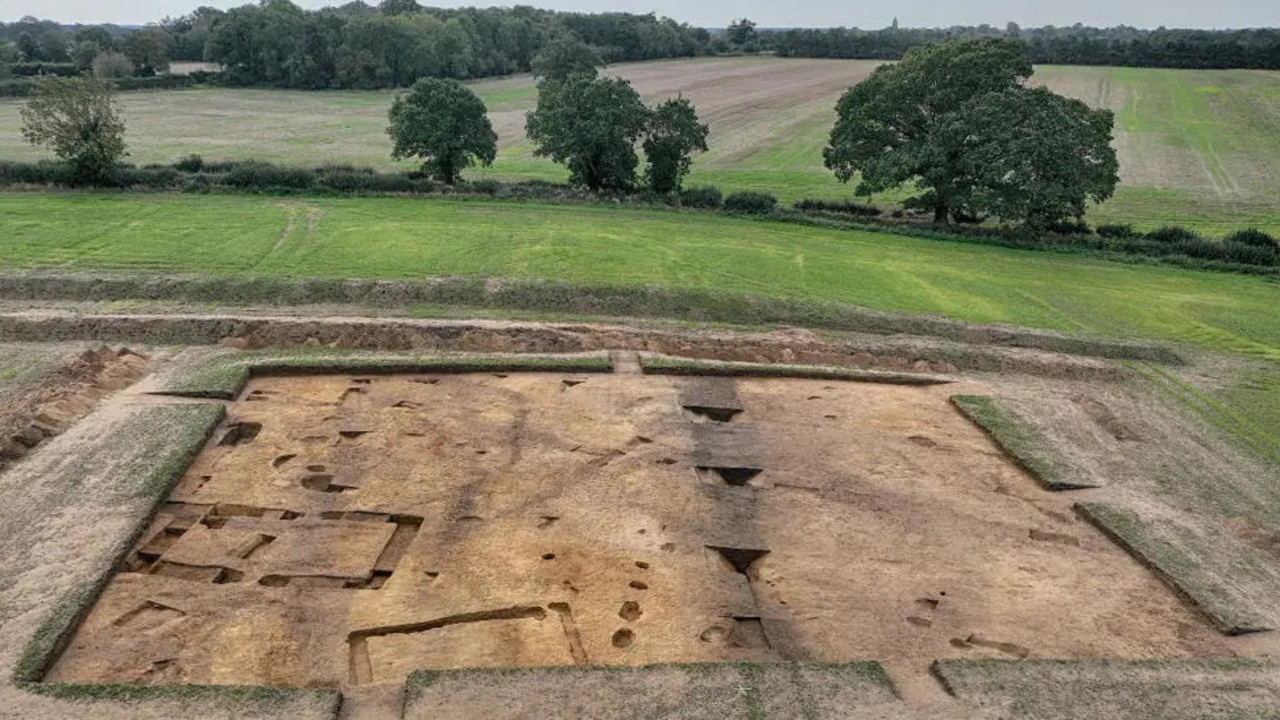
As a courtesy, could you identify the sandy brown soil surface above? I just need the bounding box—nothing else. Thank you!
[49,373,1233,692]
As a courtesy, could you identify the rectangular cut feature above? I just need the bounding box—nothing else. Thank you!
[47,373,1232,689]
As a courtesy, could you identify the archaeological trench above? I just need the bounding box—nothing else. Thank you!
[42,368,1240,690]
[0,310,1275,718]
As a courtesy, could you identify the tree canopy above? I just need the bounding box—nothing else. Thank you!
[932,87,1119,229]
[387,77,497,184]
[20,74,126,183]
[121,26,171,76]
[526,74,651,192]
[642,96,709,193]
[530,34,604,82]
[770,25,1280,70]
[196,1,703,90]
[726,18,757,48]
[824,38,1116,227]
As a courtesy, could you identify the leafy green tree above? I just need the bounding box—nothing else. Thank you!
[387,77,497,184]
[121,27,172,76]
[74,27,115,50]
[69,27,114,71]
[931,87,1118,229]
[20,75,126,183]
[530,35,603,82]
[526,74,650,192]
[70,41,101,71]
[16,32,40,61]
[824,38,1034,223]
[379,0,422,15]
[642,96,709,193]
[0,44,16,77]
[726,18,757,47]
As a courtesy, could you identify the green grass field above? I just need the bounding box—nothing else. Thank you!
[1,58,1278,233]
[3,193,1276,359]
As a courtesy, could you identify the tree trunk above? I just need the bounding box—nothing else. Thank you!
[933,204,948,224]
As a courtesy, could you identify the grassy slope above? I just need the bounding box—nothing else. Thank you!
[1,60,1278,232]
[3,194,1276,359]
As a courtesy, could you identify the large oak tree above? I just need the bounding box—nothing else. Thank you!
[525,74,650,192]
[824,38,1117,227]
[387,77,496,184]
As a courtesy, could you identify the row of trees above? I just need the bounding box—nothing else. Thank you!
[201,1,704,89]
[0,17,172,78]
[16,39,1118,229]
[1,4,707,89]
[768,24,1280,70]
[388,38,708,192]
[19,37,712,194]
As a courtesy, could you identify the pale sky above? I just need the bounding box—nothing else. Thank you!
[3,0,1276,29]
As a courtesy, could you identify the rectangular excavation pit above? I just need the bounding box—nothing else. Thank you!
[44,372,1244,691]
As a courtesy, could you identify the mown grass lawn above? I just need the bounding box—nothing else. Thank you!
[2,193,1277,358]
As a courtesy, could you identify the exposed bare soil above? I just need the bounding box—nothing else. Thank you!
[49,373,1232,691]
[490,57,878,167]
[0,309,1140,381]
[0,346,148,473]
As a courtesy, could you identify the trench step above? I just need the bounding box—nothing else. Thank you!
[610,351,643,374]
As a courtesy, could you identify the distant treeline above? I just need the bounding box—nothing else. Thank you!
[5,6,1280,92]
[1,2,710,90]
[767,25,1280,69]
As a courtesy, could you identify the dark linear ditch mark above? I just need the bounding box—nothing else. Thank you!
[684,405,742,422]
[730,616,771,649]
[708,546,770,576]
[109,600,185,628]
[300,473,359,493]
[697,466,763,486]
[705,546,778,652]
[124,502,422,591]
[549,602,590,665]
[217,421,262,446]
[347,606,550,685]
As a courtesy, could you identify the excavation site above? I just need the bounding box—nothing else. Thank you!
[46,370,1234,690]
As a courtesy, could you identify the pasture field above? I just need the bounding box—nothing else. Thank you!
[1,57,1278,233]
[9,191,1278,464]
[2,193,1277,358]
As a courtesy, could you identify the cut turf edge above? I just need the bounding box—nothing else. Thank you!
[151,350,615,400]
[950,394,1098,490]
[403,661,901,719]
[9,402,341,716]
[640,356,954,385]
[1075,501,1278,635]
[11,404,225,687]
[931,658,1280,720]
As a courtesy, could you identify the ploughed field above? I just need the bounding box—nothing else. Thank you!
[1,57,1278,232]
